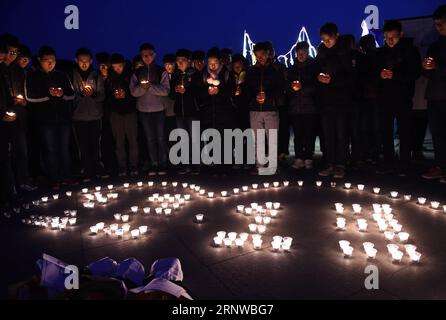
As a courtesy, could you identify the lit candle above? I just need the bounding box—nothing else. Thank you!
[235,238,244,247]
[373,187,380,194]
[270,209,278,217]
[443,205,446,213]
[242,186,248,192]
[431,201,440,209]
[398,232,409,242]
[271,240,281,251]
[213,236,223,246]
[41,197,48,202]
[137,181,143,187]
[123,183,129,188]
[164,208,172,216]
[122,224,131,232]
[404,195,412,201]
[273,182,279,188]
[281,241,292,251]
[273,202,280,210]
[131,206,138,213]
[95,186,101,192]
[195,214,204,222]
[335,203,344,214]
[254,215,263,224]
[82,188,88,193]
[184,194,191,201]
[195,186,200,192]
[233,188,240,194]
[330,182,337,188]
[239,233,249,242]
[245,208,252,215]
[417,197,426,205]
[110,224,118,232]
[357,184,365,191]
[263,182,270,188]
[365,247,377,259]
[70,210,77,217]
[148,181,154,187]
[352,204,362,214]
[265,202,272,209]
[143,207,151,214]
[131,229,140,238]
[392,224,402,232]
[114,213,122,221]
[172,182,178,187]
[96,222,105,230]
[66,191,72,197]
[223,238,232,247]
[207,192,214,198]
[52,194,59,200]
[263,216,271,225]
[108,184,113,190]
[199,189,205,195]
[217,231,226,239]
[390,191,398,198]
[253,238,263,249]
[90,226,98,234]
[115,229,124,237]
[161,203,168,209]
[372,204,381,213]
[112,193,118,199]
[190,184,196,190]
[363,242,374,250]
[121,215,129,222]
[404,244,417,254]
[316,181,322,187]
[336,217,346,230]
[283,181,289,187]
[139,225,148,234]
[237,205,244,212]
[357,219,368,231]
[173,203,180,210]
[408,251,421,263]
[344,183,352,189]
[252,184,258,189]
[384,231,395,240]
[390,250,404,262]
[182,183,188,188]
[248,224,257,232]
[297,180,304,187]
[257,225,266,234]
[383,207,393,215]
[251,202,258,209]
[228,232,237,241]
[221,191,228,197]
[384,213,393,221]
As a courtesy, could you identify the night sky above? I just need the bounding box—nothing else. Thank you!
[0,0,443,62]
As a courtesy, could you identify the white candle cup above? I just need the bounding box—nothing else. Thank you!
[254,215,263,224]
[418,197,427,205]
[271,241,282,251]
[90,226,98,234]
[123,183,129,188]
[352,204,362,214]
[273,182,279,187]
[164,208,172,216]
[316,181,322,187]
[130,206,138,213]
[242,186,248,192]
[365,247,378,259]
[199,189,205,195]
[357,219,368,231]
[137,181,143,187]
[342,246,354,257]
[161,203,169,209]
[252,184,258,189]
[107,185,114,190]
[335,203,344,214]
[282,237,293,247]
[174,194,181,200]
[95,186,101,192]
[248,224,257,232]
[372,213,382,221]
[237,205,245,212]
[372,204,382,213]
[281,241,292,251]
[228,232,237,241]
[363,242,375,250]
[253,238,263,249]
[139,225,148,234]
[263,182,270,188]
[297,180,304,187]
[373,187,380,194]
[70,210,77,217]
[235,238,244,247]
[233,188,240,194]
[245,208,253,215]
[172,182,178,187]
[283,181,289,187]
[114,213,122,221]
[384,231,395,240]
[189,184,196,190]
[52,194,59,200]
[41,197,48,202]
[404,195,412,201]
[121,215,129,222]
[273,202,281,210]
[179,198,185,205]
[270,209,278,217]
[393,224,402,233]
[217,231,226,239]
[143,207,151,214]
[263,216,271,225]
[330,182,337,188]
[250,202,258,209]
[82,188,88,194]
[390,250,404,262]
[173,203,180,210]
[194,186,200,192]
[344,183,352,189]
[265,202,273,209]
[390,191,398,198]
[195,214,204,222]
[112,193,118,199]
[213,236,223,246]
[398,232,409,242]
[59,223,67,231]
[147,181,154,187]
[404,244,417,254]
[409,251,421,263]
[383,207,393,215]
[155,208,162,215]
[96,222,105,230]
[168,197,175,203]
[207,192,214,198]
[161,181,168,187]
[357,184,365,191]
[115,229,124,237]
[339,240,351,249]
[223,238,232,247]
[66,191,72,197]
[221,191,228,197]
[107,193,114,199]
[122,224,131,232]
[336,217,346,230]
[431,201,440,209]
[131,229,140,238]
[239,233,249,242]
[110,224,118,232]
[182,183,188,188]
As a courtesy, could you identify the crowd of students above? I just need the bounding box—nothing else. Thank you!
[1,5,446,207]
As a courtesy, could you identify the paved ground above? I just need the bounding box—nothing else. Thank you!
[2,162,446,299]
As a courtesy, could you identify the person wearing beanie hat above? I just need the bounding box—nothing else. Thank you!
[106,52,139,177]
[191,50,205,73]
[130,43,170,176]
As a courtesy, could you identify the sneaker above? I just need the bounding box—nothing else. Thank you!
[291,158,305,169]
[421,167,444,180]
[81,175,92,183]
[304,159,313,169]
[118,168,127,177]
[333,166,345,179]
[318,165,335,177]
[19,183,37,192]
[130,167,139,177]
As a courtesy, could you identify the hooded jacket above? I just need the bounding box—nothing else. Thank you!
[130,64,170,113]
[25,68,75,126]
[72,67,105,121]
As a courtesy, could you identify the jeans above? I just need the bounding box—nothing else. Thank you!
[428,100,446,170]
[290,114,317,160]
[41,124,71,181]
[139,111,167,167]
[320,107,348,166]
[74,120,102,177]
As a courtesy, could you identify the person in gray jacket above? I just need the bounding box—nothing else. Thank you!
[130,43,170,176]
[72,48,106,182]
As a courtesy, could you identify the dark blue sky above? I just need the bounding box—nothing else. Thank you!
[0,0,443,61]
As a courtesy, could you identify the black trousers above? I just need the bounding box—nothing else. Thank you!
[278,107,290,155]
[74,120,102,177]
[428,100,446,170]
[320,107,348,166]
[0,124,15,204]
[378,101,412,168]
[101,120,117,174]
[410,109,428,157]
[290,114,317,160]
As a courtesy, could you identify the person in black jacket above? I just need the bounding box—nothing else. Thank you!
[105,54,138,177]
[316,23,353,179]
[25,46,75,189]
[197,47,236,175]
[0,35,37,192]
[375,20,421,176]
[169,49,200,174]
[421,5,446,182]
[287,42,320,170]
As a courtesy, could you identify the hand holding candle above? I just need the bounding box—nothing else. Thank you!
[318,73,331,84]
[49,87,64,97]
[423,57,435,70]
[140,80,150,89]
[256,91,266,104]
[291,80,301,92]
